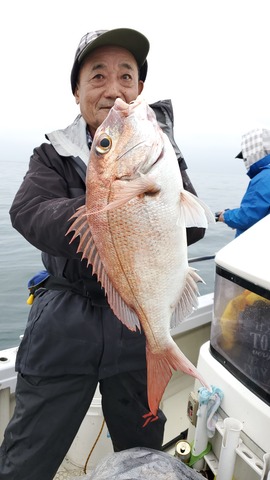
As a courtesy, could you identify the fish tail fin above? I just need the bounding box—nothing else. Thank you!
[146,346,173,417]
[146,342,209,416]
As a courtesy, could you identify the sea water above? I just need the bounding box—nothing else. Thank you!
[0,157,248,350]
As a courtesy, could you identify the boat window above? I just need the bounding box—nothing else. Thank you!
[210,267,270,405]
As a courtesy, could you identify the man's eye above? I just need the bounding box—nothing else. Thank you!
[93,73,104,80]
[95,134,112,154]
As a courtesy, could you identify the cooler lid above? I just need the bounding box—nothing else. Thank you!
[215,214,270,291]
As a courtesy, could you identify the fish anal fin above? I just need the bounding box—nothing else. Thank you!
[170,267,204,329]
[146,341,210,416]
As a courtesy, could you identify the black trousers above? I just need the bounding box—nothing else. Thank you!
[0,370,166,480]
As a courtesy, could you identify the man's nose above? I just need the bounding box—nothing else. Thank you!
[104,80,122,98]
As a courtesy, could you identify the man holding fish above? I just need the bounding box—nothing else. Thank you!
[0,28,211,479]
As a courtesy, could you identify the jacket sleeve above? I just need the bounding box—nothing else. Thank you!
[9,143,85,258]
[223,174,270,231]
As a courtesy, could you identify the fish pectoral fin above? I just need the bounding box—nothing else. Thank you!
[170,268,204,328]
[146,342,209,416]
[99,175,161,212]
[180,190,215,227]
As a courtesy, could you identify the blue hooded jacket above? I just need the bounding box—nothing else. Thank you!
[223,154,270,237]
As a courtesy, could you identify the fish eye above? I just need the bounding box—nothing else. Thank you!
[95,134,112,154]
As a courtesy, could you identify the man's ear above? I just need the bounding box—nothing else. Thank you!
[138,80,144,95]
[74,86,80,105]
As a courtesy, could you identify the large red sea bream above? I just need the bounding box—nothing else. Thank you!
[67,95,213,421]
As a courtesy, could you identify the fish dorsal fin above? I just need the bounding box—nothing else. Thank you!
[180,190,215,227]
[66,206,141,333]
[170,268,203,329]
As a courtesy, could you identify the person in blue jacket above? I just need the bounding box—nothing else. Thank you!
[217,128,270,237]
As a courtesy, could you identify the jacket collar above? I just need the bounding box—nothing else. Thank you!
[45,114,90,165]
[248,153,270,178]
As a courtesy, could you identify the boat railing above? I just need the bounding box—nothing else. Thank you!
[188,254,216,264]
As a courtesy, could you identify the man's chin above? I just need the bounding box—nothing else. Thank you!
[98,109,111,123]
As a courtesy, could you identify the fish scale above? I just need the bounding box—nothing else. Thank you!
[67,94,213,418]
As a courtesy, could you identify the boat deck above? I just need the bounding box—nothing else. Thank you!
[54,379,193,479]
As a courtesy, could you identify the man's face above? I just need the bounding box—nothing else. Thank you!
[74,45,144,138]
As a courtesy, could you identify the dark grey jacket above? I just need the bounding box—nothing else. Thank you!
[10,101,204,377]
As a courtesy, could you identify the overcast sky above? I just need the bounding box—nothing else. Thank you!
[1,0,270,172]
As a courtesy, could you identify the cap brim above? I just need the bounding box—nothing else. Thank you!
[78,28,149,70]
[235,151,243,159]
